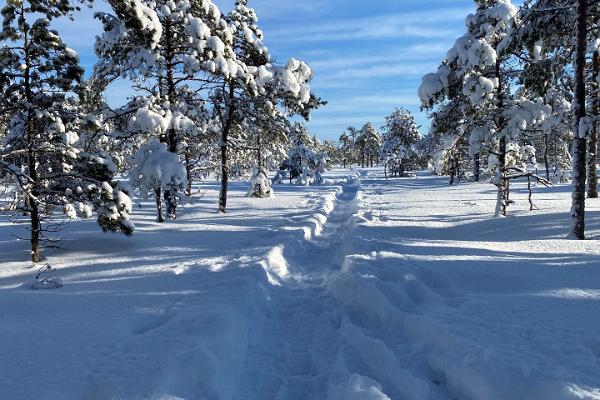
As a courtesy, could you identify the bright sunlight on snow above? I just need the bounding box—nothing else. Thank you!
[2,0,600,399]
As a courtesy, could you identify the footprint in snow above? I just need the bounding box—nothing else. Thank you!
[131,303,180,335]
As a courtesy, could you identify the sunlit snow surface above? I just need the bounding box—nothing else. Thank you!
[1,169,599,399]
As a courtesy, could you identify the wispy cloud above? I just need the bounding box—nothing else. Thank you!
[267,7,469,42]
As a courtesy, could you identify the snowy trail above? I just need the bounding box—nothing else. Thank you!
[237,168,600,400]
[327,169,600,400]
[234,176,362,399]
[2,169,600,399]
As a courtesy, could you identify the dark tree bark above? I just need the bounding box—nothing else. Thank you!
[571,0,588,239]
[155,188,164,223]
[185,147,192,196]
[473,153,480,182]
[27,118,41,262]
[219,81,236,213]
[163,20,178,219]
[494,58,508,217]
[23,19,41,262]
[588,50,599,199]
[544,134,550,181]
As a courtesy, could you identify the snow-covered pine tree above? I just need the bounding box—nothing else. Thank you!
[338,131,355,168]
[357,123,382,168]
[212,0,321,211]
[420,0,521,216]
[518,0,600,238]
[0,2,134,262]
[94,0,232,220]
[274,123,326,186]
[128,139,187,221]
[380,108,422,178]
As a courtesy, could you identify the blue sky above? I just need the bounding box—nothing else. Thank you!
[56,0,477,140]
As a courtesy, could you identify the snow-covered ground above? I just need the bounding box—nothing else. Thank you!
[1,169,599,400]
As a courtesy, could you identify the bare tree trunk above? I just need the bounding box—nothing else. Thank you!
[27,126,41,262]
[219,81,236,213]
[495,137,508,217]
[571,0,588,239]
[22,20,40,263]
[27,120,41,262]
[155,188,164,222]
[185,147,192,196]
[588,50,599,199]
[164,21,179,220]
[494,59,508,217]
[544,134,550,181]
[473,153,480,182]
[257,133,262,169]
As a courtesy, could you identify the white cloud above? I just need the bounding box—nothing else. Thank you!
[267,7,470,42]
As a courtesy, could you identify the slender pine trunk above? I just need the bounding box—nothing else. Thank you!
[164,20,178,219]
[544,134,550,181]
[473,153,480,182]
[587,50,599,198]
[185,148,192,196]
[570,0,588,239]
[22,15,40,262]
[219,81,235,213]
[155,188,164,222]
[494,58,508,217]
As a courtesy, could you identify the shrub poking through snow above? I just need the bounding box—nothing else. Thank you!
[27,265,63,290]
[129,140,188,222]
[247,167,273,198]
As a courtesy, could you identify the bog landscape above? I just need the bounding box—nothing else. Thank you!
[1,0,600,399]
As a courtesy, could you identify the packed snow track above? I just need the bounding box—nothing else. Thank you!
[1,168,599,400]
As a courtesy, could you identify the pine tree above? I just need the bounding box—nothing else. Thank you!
[380,108,422,178]
[213,0,321,212]
[0,1,134,262]
[94,0,234,220]
[357,123,382,168]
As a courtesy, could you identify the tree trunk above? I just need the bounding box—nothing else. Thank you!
[588,50,599,199]
[544,134,550,181]
[163,21,179,220]
[155,188,164,223]
[495,137,508,217]
[185,147,192,196]
[27,119,41,262]
[570,0,588,239]
[473,153,480,182]
[23,21,40,263]
[257,133,262,169]
[219,81,236,213]
[494,59,508,217]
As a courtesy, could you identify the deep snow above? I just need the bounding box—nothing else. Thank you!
[1,169,599,399]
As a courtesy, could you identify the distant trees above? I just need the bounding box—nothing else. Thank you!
[357,123,381,167]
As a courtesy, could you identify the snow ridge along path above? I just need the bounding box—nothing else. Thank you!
[238,168,600,400]
[235,173,363,399]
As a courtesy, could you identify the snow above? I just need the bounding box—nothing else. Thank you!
[129,139,188,198]
[1,168,600,399]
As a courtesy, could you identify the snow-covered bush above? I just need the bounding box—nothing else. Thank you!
[247,167,273,198]
[129,140,187,220]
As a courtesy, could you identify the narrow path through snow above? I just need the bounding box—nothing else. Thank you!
[234,175,362,399]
